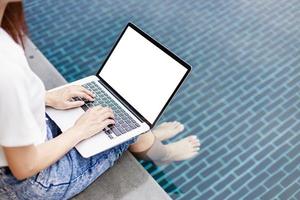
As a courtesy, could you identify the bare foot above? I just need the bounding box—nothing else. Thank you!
[156,135,200,165]
[152,121,184,141]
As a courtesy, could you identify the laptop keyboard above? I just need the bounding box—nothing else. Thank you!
[73,81,140,139]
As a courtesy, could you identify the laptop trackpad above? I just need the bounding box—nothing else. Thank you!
[46,107,84,132]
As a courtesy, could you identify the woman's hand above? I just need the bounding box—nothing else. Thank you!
[72,106,115,140]
[46,85,95,110]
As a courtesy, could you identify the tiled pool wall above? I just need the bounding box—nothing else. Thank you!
[25,0,300,199]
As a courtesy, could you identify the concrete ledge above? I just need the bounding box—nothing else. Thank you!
[24,38,171,200]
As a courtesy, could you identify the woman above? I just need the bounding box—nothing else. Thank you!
[0,1,200,199]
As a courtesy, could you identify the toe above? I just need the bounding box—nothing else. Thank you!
[167,122,177,128]
[174,121,183,128]
[188,135,198,142]
[191,140,201,146]
[193,147,200,152]
[174,124,184,132]
[160,122,168,126]
[170,121,179,128]
[195,139,201,145]
[177,124,185,131]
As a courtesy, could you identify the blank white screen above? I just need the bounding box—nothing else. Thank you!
[99,27,187,124]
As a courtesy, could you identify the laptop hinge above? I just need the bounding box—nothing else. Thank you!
[97,79,145,123]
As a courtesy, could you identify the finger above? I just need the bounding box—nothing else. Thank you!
[101,109,115,119]
[92,105,103,111]
[99,119,115,129]
[95,109,115,120]
[71,91,94,101]
[86,105,102,112]
[77,85,96,98]
[94,106,113,114]
[64,101,85,109]
[89,107,114,119]
[86,107,93,112]
[101,107,114,113]
[98,111,115,120]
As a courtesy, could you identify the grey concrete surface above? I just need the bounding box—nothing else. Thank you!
[24,38,171,200]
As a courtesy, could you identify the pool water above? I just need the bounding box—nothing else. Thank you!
[25,0,300,199]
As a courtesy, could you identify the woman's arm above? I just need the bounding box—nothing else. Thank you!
[3,106,115,180]
[4,127,81,180]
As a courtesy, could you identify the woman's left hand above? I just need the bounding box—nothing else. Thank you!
[46,85,95,110]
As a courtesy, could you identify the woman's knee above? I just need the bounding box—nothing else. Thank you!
[129,130,155,153]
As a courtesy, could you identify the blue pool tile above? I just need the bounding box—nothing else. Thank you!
[243,186,266,200]
[261,185,283,200]
[279,183,300,200]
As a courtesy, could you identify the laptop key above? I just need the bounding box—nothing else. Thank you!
[73,97,81,101]
[106,134,113,139]
[122,125,131,132]
[104,129,114,139]
[126,126,133,132]
[128,122,137,129]
[117,126,126,134]
[86,102,93,107]
[82,104,89,111]
[133,121,140,127]
[124,118,132,123]
[111,127,122,136]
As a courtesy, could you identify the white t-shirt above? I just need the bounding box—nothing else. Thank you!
[0,28,47,167]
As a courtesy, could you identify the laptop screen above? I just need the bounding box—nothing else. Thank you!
[99,26,189,124]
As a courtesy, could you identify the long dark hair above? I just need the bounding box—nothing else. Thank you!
[1,2,27,48]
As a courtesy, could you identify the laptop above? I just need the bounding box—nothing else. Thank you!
[46,23,191,158]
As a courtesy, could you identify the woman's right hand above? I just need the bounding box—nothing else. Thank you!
[72,106,115,140]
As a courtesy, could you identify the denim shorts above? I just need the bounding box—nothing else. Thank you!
[0,116,136,200]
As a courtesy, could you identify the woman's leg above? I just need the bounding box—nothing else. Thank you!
[0,116,136,200]
[129,125,200,164]
[0,139,135,200]
[129,130,155,152]
[61,138,135,199]
[128,121,185,153]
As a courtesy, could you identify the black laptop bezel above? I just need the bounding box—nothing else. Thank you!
[96,23,191,128]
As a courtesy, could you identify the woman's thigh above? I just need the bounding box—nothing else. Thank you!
[0,139,135,200]
[63,138,135,198]
[0,116,136,200]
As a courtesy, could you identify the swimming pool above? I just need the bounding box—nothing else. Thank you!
[25,0,300,199]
